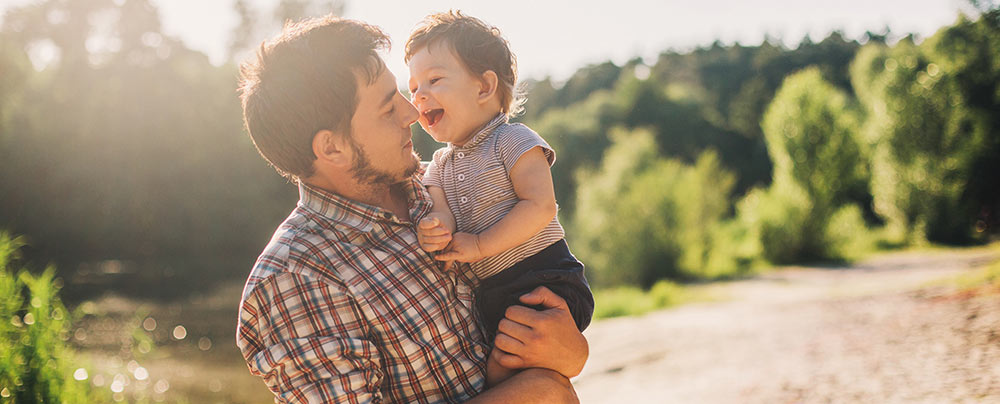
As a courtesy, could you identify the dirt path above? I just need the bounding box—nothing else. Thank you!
[574,247,1000,403]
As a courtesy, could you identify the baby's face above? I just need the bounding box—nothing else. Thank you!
[408,43,492,146]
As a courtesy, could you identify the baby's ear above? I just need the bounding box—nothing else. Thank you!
[477,70,499,104]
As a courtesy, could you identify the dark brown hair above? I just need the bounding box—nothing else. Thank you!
[238,16,389,181]
[404,10,524,117]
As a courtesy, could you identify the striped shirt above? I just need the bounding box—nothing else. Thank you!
[237,177,488,404]
[423,114,566,280]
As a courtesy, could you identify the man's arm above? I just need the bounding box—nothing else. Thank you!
[238,272,384,403]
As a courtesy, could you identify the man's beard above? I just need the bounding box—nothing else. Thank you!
[348,138,419,186]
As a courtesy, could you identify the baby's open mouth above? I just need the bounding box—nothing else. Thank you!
[423,109,444,127]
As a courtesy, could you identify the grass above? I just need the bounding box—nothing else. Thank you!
[952,247,1000,293]
[592,280,714,320]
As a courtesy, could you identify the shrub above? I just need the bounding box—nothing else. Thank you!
[573,129,742,287]
[0,233,108,403]
[761,66,867,216]
[851,39,990,244]
[592,280,687,319]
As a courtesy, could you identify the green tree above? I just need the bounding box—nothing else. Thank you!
[762,67,866,214]
[851,37,990,243]
[573,129,738,287]
[740,66,869,263]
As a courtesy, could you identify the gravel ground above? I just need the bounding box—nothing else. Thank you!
[574,247,1000,404]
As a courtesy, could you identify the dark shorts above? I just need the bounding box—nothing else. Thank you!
[475,239,595,343]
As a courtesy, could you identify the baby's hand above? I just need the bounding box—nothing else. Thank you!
[435,232,485,263]
[417,215,452,252]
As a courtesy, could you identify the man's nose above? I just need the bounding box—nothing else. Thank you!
[401,100,419,127]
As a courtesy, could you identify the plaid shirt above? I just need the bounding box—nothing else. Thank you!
[237,176,488,403]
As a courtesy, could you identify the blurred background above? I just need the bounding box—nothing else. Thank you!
[0,0,998,402]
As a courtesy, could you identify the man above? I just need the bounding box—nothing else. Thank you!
[236,15,587,403]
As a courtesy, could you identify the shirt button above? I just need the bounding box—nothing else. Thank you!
[460,196,468,204]
[457,152,465,159]
[382,212,392,220]
[457,174,465,181]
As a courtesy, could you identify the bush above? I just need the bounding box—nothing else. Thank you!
[573,129,743,287]
[0,233,108,403]
[733,66,874,264]
[736,181,819,264]
[592,280,688,319]
[761,66,867,216]
[851,39,990,244]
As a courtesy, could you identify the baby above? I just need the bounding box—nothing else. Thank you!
[406,11,594,384]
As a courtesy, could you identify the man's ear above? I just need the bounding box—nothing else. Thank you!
[312,129,353,168]
[477,70,499,104]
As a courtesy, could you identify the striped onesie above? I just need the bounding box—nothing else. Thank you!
[423,113,594,340]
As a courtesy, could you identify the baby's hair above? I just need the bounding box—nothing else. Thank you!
[405,10,525,117]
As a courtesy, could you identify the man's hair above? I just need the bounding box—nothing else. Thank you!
[404,10,524,117]
[238,16,389,181]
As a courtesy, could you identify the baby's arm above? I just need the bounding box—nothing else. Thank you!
[436,147,557,262]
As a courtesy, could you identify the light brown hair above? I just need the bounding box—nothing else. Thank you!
[238,16,389,181]
[405,10,524,117]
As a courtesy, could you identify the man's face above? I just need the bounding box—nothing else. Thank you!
[347,64,421,186]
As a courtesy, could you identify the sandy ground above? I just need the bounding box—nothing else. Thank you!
[574,247,1000,403]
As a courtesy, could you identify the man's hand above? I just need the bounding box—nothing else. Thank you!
[492,286,589,378]
[417,214,452,252]
[434,232,485,263]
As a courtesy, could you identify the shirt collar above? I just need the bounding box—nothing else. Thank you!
[453,113,507,151]
[297,174,432,233]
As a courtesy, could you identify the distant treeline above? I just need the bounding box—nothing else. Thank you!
[0,0,997,297]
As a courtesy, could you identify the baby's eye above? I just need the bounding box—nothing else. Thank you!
[429,77,441,84]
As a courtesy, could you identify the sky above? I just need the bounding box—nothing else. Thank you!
[0,0,971,83]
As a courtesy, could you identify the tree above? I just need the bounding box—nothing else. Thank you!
[851,37,990,243]
[762,67,866,214]
[573,129,737,287]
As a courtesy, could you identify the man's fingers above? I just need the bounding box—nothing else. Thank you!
[441,260,455,271]
[518,286,569,311]
[497,318,533,341]
[492,348,526,369]
[504,304,545,326]
[494,331,526,354]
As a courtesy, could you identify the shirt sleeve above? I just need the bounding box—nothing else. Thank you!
[421,147,448,189]
[238,271,383,404]
[496,124,556,173]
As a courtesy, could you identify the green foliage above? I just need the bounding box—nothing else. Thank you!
[851,37,991,244]
[953,245,1000,291]
[825,204,879,260]
[573,129,743,287]
[0,233,109,403]
[762,67,867,214]
[1,0,998,299]
[592,280,688,319]
[532,89,622,215]
[733,67,874,264]
[736,181,822,264]
[0,0,296,298]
